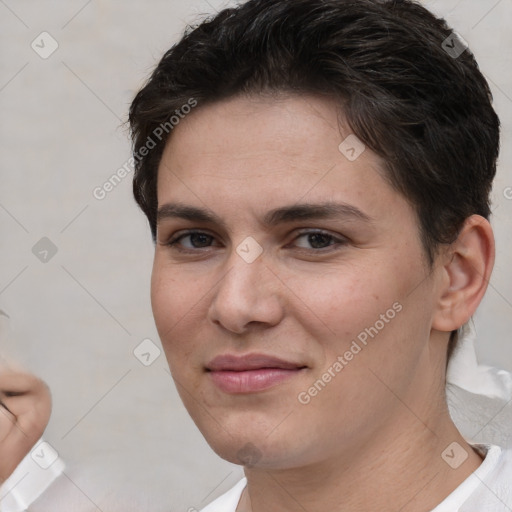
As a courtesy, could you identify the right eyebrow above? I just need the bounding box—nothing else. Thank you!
[157,203,229,231]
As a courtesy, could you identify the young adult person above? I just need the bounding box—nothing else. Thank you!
[128,1,512,509]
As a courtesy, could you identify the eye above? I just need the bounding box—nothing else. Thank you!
[166,229,347,253]
[167,231,216,250]
[291,230,347,251]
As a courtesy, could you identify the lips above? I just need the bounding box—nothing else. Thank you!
[206,353,307,371]
[206,353,307,393]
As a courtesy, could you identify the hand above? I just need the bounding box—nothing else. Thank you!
[0,370,52,483]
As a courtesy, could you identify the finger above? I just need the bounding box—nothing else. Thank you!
[0,393,14,415]
[0,371,51,438]
[0,372,52,483]
[0,371,43,394]
[0,395,17,446]
[0,409,31,483]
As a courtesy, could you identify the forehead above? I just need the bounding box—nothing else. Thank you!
[163,94,350,161]
[156,93,412,229]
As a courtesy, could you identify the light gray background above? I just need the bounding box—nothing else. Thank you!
[0,0,511,510]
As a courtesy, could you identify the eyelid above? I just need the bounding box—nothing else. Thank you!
[293,228,348,242]
[165,228,218,246]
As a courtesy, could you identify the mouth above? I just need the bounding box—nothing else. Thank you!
[205,353,308,393]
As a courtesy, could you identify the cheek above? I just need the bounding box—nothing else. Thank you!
[153,252,219,365]
[288,251,428,371]
[151,263,190,349]
[288,263,401,338]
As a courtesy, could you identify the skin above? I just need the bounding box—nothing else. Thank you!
[0,368,52,483]
[151,93,494,511]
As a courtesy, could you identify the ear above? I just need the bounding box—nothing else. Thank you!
[432,215,495,332]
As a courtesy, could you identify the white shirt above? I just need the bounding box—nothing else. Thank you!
[200,442,512,512]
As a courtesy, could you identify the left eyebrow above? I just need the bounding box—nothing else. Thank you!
[156,201,374,229]
[263,201,373,226]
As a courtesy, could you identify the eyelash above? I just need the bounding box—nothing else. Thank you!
[165,229,348,254]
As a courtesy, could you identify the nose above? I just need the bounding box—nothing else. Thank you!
[207,248,285,335]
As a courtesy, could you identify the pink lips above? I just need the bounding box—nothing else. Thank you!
[206,353,307,393]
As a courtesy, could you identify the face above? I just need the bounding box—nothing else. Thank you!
[151,93,442,469]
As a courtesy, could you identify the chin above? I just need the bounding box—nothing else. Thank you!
[200,427,305,470]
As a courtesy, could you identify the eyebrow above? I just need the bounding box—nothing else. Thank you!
[156,201,373,230]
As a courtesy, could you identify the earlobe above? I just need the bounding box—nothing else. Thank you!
[432,215,495,332]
